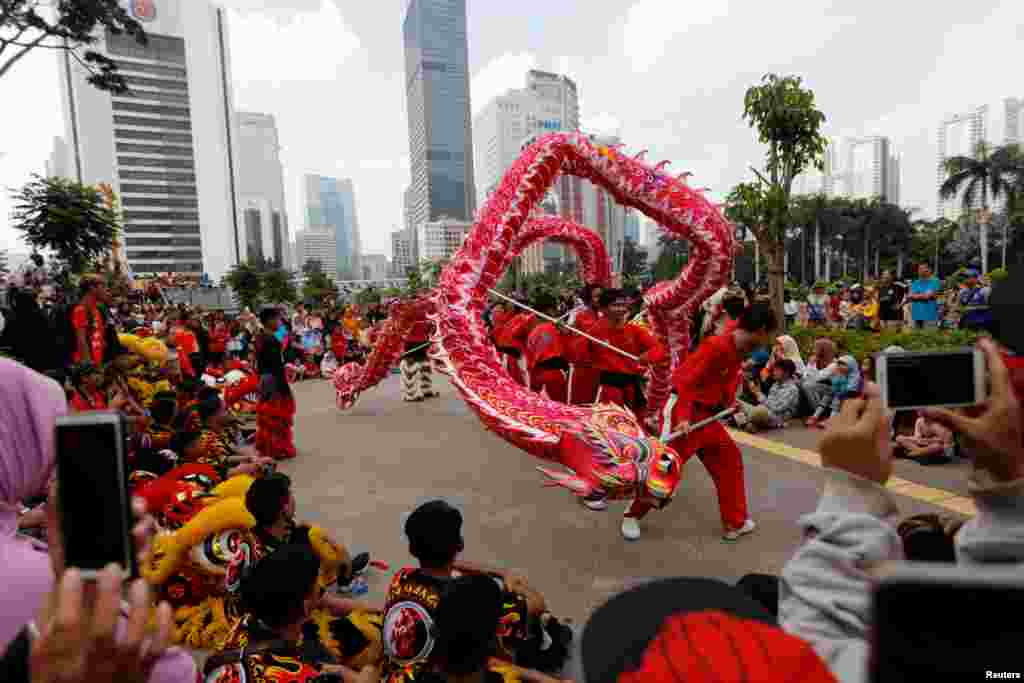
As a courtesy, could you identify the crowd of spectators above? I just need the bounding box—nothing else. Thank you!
[1,261,1022,682]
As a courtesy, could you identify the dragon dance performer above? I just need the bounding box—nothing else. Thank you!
[569,289,666,419]
[492,300,531,386]
[401,312,438,402]
[255,307,297,459]
[621,301,777,542]
[568,284,604,405]
[524,295,569,403]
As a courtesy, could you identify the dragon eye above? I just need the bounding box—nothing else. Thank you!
[657,453,675,474]
[190,530,245,574]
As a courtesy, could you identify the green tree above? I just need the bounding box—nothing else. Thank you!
[621,237,648,286]
[939,141,1018,274]
[729,74,828,322]
[403,264,426,297]
[651,233,689,283]
[261,267,298,304]
[1,1,146,92]
[223,262,263,310]
[301,259,338,304]
[11,175,118,275]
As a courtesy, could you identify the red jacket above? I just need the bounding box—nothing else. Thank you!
[671,331,743,421]
[525,322,564,371]
[569,318,667,377]
[408,319,433,345]
[494,313,533,351]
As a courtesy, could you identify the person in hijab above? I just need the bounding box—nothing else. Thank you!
[762,335,806,385]
[807,355,861,428]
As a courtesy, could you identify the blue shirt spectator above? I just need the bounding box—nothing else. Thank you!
[909,264,941,325]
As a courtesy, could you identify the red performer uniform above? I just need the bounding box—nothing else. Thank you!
[569,309,602,404]
[525,321,568,403]
[626,331,748,527]
[569,319,666,416]
[493,311,532,386]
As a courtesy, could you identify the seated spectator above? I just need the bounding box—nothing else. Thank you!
[204,543,371,682]
[425,575,569,683]
[846,286,879,331]
[779,340,1024,681]
[67,362,108,412]
[894,412,955,465]
[806,283,829,327]
[803,339,838,427]
[763,335,805,381]
[382,500,570,681]
[783,291,799,329]
[807,355,860,428]
[736,358,800,431]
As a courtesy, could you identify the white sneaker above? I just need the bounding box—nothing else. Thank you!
[621,517,641,541]
[722,519,756,542]
[581,493,608,511]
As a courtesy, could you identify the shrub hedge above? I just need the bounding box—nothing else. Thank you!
[786,325,981,361]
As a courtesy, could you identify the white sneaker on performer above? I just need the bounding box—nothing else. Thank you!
[621,517,641,541]
[722,519,756,542]
[581,492,608,511]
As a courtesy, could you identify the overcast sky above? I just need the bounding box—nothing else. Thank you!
[2,0,1022,257]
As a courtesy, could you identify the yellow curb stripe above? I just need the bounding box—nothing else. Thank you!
[729,429,973,516]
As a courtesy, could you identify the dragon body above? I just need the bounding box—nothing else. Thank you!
[431,132,735,506]
[334,215,612,410]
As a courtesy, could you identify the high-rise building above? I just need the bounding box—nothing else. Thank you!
[624,210,640,244]
[391,229,413,276]
[304,175,361,279]
[792,136,900,205]
[295,225,337,276]
[360,254,390,281]
[1003,97,1023,146]
[402,0,476,263]
[46,137,71,178]
[416,219,471,261]
[236,112,289,267]
[55,0,243,280]
[937,106,988,220]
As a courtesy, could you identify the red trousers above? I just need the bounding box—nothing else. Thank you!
[530,368,568,403]
[502,353,526,386]
[570,367,600,404]
[625,412,748,529]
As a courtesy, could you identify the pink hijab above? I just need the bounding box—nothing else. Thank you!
[0,358,65,651]
[0,360,196,681]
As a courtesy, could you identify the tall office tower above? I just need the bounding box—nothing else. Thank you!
[55,0,243,280]
[360,254,390,281]
[416,219,472,261]
[792,136,900,205]
[304,174,361,279]
[937,106,988,220]
[1004,97,1024,145]
[46,137,72,178]
[624,210,640,243]
[294,225,338,276]
[236,112,289,267]
[402,0,476,264]
[391,229,413,276]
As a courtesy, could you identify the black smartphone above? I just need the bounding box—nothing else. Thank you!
[55,411,138,578]
[870,563,1024,681]
[876,348,987,412]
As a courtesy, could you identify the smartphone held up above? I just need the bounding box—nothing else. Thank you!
[876,349,987,413]
[55,411,138,579]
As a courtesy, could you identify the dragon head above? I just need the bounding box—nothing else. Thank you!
[334,362,363,410]
[537,404,683,505]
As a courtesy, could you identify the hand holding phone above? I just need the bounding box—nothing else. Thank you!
[876,348,986,413]
[923,339,1024,483]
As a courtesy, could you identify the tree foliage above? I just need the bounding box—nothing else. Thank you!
[223,262,263,310]
[621,237,648,286]
[11,175,119,274]
[0,0,147,92]
[732,74,828,322]
[301,259,338,304]
[651,233,689,283]
[261,267,297,304]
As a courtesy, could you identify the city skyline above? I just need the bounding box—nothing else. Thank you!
[2,0,1022,259]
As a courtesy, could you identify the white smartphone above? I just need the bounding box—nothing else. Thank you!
[55,411,138,579]
[876,348,986,412]
[871,563,1024,681]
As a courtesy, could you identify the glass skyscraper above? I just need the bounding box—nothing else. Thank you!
[304,174,361,279]
[403,0,476,262]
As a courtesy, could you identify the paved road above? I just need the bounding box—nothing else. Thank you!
[281,373,967,624]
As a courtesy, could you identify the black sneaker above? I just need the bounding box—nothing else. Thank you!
[351,552,370,575]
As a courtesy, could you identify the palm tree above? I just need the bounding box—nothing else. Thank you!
[939,141,1017,274]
